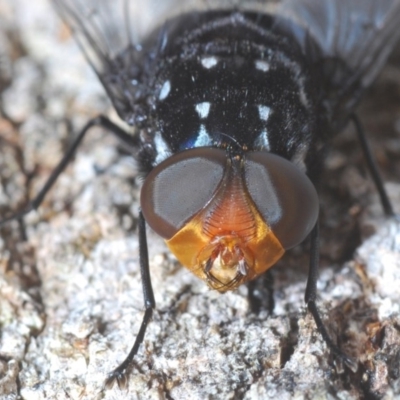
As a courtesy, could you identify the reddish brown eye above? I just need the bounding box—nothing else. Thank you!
[141,148,226,239]
[245,152,319,249]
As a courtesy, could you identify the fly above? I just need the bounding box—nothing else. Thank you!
[1,0,400,390]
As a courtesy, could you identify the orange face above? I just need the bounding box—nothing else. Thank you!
[166,156,285,291]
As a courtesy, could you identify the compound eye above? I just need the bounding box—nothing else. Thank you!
[246,152,319,249]
[141,148,226,239]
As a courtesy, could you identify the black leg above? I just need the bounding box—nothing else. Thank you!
[248,270,275,315]
[305,221,358,372]
[0,115,138,227]
[351,113,394,216]
[104,210,156,389]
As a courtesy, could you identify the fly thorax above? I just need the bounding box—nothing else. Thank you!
[145,12,315,171]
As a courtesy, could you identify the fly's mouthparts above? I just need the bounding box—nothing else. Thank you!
[203,237,249,291]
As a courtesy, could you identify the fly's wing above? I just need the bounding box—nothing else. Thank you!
[53,0,277,51]
[274,0,400,127]
[52,0,154,122]
[52,0,284,123]
[53,0,400,126]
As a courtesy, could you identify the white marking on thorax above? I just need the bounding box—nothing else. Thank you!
[160,32,168,51]
[153,131,172,165]
[275,51,310,109]
[201,56,218,69]
[254,130,270,151]
[255,60,270,72]
[195,102,211,119]
[298,88,309,109]
[159,80,171,100]
[290,144,309,173]
[258,105,271,122]
[194,125,213,147]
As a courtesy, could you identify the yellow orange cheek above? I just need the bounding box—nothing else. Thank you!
[165,198,285,292]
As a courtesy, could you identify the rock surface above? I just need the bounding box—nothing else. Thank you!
[0,1,400,399]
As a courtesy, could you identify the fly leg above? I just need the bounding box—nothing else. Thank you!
[305,221,358,372]
[104,210,155,389]
[248,270,275,315]
[0,115,138,227]
[1,116,154,388]
[0,115,137,249]
[351,113,395,217]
